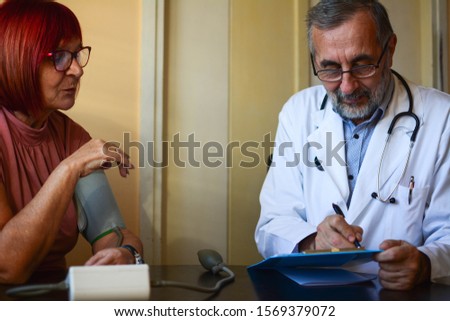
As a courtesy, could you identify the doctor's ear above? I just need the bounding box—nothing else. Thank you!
[387,34,397,68]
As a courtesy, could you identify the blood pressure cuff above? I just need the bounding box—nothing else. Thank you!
[75,170,126,244]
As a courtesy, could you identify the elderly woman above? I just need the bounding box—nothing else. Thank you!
[0,0,143,284]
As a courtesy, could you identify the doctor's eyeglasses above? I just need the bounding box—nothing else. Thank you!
[311,39,390,82]
[46,46,91,72]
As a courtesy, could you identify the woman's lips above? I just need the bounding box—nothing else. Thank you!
[63,87,76,93]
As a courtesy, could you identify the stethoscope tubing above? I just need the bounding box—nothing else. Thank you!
[319,70,420,204]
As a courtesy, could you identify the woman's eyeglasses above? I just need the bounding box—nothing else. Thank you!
[46,46,91,72]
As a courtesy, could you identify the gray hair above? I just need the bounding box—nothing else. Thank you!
[307,0,394,55]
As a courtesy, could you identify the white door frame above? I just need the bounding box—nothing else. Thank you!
[140,0,165,264]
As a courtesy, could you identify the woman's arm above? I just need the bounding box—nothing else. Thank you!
[0,139,133,284]
[0,162,79,284]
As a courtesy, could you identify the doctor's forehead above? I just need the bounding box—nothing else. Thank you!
[311,12,379,56]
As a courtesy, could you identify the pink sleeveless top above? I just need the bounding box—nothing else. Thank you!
[0,107,91,275]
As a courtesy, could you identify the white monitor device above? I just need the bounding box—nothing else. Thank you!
[68,264,150,301]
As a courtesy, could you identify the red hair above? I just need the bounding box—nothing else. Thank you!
[0,0,83,117]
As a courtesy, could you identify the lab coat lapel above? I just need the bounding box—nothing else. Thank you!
[307,106,350,205]
[348,76,420,222]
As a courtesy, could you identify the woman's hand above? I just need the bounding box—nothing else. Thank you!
[62,139,134,178]
[84,228,143,266]
[84,247,135,265]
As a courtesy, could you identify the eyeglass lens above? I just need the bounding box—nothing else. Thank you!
[318,65,376,81]
[53,47,90,71]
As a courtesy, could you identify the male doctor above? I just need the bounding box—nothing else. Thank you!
[255,0,450,290]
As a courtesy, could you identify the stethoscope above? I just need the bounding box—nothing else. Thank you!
[319,70,420,204]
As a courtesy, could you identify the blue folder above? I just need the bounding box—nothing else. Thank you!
[248,249,381,269]
[247,249,382,286]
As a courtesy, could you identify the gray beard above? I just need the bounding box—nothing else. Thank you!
[329,70,391,122]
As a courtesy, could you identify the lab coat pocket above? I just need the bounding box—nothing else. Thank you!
[391,184,430,245]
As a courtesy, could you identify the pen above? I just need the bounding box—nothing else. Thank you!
[332,203,362,248]
[408,176,415,205]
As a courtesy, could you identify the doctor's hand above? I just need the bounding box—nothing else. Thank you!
[314,215,363,250]
[373,240,431,290]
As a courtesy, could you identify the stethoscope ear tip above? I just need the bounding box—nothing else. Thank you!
[371,192,396,204]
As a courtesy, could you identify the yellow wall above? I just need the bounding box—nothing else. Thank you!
[228,0,310,264]
[59,0,142,265]
[384,0,423,84]
[163,0,229,264]
[162,0,311,265]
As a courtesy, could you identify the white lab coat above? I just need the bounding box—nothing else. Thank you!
[256,75,450,282]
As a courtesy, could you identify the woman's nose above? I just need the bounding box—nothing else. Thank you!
[66,58,84,78]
